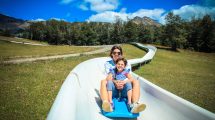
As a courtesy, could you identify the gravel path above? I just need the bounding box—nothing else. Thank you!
[0,38,48,46]
[3,45,113,64]
[9,41,48,46]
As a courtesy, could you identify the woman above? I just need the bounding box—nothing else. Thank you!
[100,45,146,113]
[106,57,133,112]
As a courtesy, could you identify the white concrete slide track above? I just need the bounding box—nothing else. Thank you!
[47,43,215,120]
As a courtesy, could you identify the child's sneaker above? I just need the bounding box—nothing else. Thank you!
[127,103,133,112]
[102,101,113,112]
[129,102,146,113]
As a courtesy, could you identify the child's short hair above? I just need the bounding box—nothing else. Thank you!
[116,57,127,66]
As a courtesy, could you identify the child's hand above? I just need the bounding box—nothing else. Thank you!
[119,78,128,86]
[121,80,127,85]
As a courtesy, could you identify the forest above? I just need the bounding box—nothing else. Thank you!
[2,12,215,52]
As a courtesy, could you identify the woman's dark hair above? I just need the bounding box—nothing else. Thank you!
[109,45,123,58]
[116,57,127,67]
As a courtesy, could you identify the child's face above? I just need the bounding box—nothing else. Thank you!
[116,60,125,72]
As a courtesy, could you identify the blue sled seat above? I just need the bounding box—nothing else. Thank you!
[102,98,139,118]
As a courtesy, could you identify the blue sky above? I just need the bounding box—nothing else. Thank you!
[0,0,214,23]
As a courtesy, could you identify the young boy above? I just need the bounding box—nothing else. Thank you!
[105,57,134,112]
[101,46,146,113]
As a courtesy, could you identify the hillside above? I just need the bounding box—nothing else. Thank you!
[131,16,161,27]
[0,14,30,33]
[0,13,161,34]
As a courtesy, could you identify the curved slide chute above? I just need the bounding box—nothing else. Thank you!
[47,43,215,120]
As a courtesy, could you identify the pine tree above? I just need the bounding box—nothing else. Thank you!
[199,15,213,52]
[164,12,186,51]
[111,16,125,44]
[124,20,138,42]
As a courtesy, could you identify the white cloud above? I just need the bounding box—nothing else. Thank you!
[172,5,215,20]
[60,0,215,24]
[50,18,67,21]
[87,11,128,22]
[158,5,215,24]
[87,8,165,23]
[60,0,119,12]
[87,4,215,24]
[83,0,119,12]
[90,2,116,12]
[158,14,167,24]
[32,18,46,22]
[120,8,127,13]
[79,4,89,10]
[130,9,165,20]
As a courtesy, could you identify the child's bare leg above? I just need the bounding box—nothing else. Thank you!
[108,91,113,103]
[100,79,108,102]
[127,90,132,104]
[102,81,114,112]
[102,90,113,112]
[132,79,140,103]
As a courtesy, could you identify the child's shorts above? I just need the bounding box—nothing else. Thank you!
[107,80,132,98]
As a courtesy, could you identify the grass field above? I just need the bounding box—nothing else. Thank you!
[0,44,145,120]
[0,40,99,60]
[1,39,214,119]
[134,48,215,113]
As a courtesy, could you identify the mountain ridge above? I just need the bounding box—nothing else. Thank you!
[131,16,161,27]
[0,13,30,33]
[0,13,161,34]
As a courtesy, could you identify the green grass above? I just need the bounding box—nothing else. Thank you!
[134,48,215,113]
[121,44,146,59]
[0,43,145,120]
[0,40,99,60]
[0,54,106,120]
[1,41,214,120]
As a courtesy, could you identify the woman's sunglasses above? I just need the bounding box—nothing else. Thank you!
[112,52,121,55]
